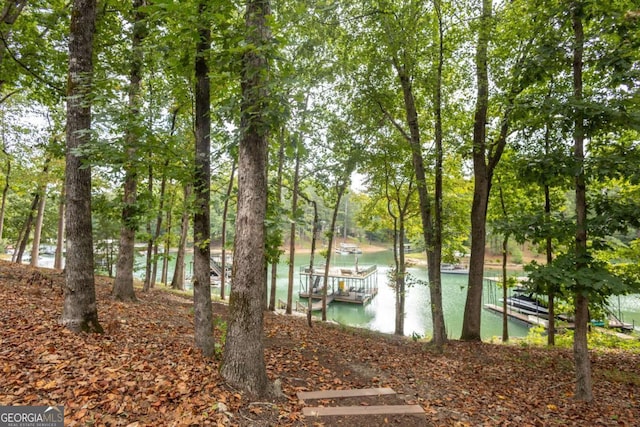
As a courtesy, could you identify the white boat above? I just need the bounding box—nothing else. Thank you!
[440,263,469,274]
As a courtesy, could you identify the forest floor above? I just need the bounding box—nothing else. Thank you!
[1,260,638,426]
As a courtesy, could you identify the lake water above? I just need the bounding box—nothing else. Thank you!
[269,251,532,340]
[32,249,640,340]
[210,250,640,339]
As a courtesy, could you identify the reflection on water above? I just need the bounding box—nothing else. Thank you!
[275,251,533,340]
[33,248,640,338]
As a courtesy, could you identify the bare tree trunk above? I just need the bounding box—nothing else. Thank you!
[501,236,509,342]
[14,193,38,264]
[322,184,346,321]
[16,159,50,263]
[221,0,273,398]
[171,184,191,291]
[496,183,510,342]
[61,0,102,334]
[395,219,407,336]
[306,199,318,327]
[143,164,153,291]
[0,156,10,242]
[29,189,46,267]
[151,163,168,286]
[545,181,555,345]
[161,186,173,285]
[220,161,236,300]
[286,143,300,315]
[54,185,65,269]
[269,132,284,311]
[192,0,214,358]
[571,2,593,402]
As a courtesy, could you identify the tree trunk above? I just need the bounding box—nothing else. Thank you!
[286,143,300,315]
[54,185,65,270]
[306,199,318,327]
[29,188,46,267]
[161,187,173,285]
[113,179,137,300]
[394,54,446,347]
[14,193,38,264]
[571,2,593,402]
[501,236,509,342]
[220,161,236,300]
[545,179,555,346]
[322,184,345,321]
[192,0,214,358]
[61,0,102,334]
[395,218,406,336]
[0,156,10,242]
[543,117,555,346]
[461,0,491,342]
[113,0,145,301]
[151,163,168,287]
[430,0,446,349]
[16,158,50,263]
[269,131,284,311]
[171,184,191,291]
[143,164,153,291]
[221,0,273,398]
[496,183,510,342]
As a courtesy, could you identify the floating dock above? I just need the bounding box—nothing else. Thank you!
[299,264,378,306]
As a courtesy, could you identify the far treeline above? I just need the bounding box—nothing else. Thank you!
[0,0,638,402]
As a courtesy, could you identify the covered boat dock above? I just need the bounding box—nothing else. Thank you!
[299,264,378,305]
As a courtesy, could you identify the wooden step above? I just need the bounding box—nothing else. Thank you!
[297,387,396,400]
[303,404,425,417]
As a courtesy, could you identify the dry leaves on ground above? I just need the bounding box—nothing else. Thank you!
[0,260,638,426]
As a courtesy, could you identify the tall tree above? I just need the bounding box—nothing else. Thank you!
[429,0,446,349]
[61,0,102,333]
[192,0,214,358]
[113,0,146,302]
[460,0,493,341]
[221,0,274,397]
[461,0,536,340]
[570,1,592,402]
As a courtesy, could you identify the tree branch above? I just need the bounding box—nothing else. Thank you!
[375,99,411,142]
[0,32,65,95]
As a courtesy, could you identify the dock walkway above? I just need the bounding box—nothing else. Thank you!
[484,303,550,328]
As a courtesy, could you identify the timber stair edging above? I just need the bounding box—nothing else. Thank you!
[297,387,425,418]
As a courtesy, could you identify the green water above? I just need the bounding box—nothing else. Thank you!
[187,250,531,340]
[141,249,640,340]
[270,251,531,340]
[34,249,639,338]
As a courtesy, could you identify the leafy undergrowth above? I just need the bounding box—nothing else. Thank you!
[0,260,638,426]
